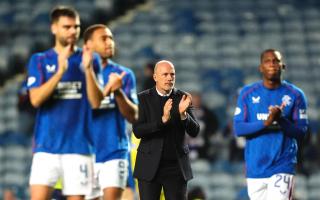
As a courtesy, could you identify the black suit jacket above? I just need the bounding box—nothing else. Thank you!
[133,87,200,181]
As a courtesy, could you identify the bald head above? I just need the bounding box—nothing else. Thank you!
[153,60,175,95]
[154,60,175,74]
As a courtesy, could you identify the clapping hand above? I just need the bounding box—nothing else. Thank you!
[265,104,283,126]
[57,44,72,75]
[82,45,93,70]
[162,99,172,123]
[103,71,126,96]
[179,94,192,119]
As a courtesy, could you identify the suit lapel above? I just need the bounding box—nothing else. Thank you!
[171,88,180,118]
[150,87,162,121]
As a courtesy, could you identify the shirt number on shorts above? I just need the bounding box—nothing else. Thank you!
[274,174,291,194]
[80,164,88,185]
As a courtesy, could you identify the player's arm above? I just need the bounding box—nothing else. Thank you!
[29,70,64,108]
[233,121,265,136]
[83,46,104,109]
[29,46,71,108]
[84,66,103,109]
[277,118,308,139]
[233,91,266,136]
[105,71,138,123]
[277,94,309,139]
[114,89,138,123]
[234,107,279,136]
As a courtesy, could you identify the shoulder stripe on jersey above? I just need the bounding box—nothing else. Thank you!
[37,55,45,85]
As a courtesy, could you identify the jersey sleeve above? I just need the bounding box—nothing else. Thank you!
[26,54,44,89]
[278,90,309,138]
[293,90,308,126]
[122,69,138,105]
[233,88,265,137]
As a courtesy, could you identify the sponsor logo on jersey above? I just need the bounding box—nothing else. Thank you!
[252,96,260,104]
[282,95,292,106]
[46,64,56,73]
[27,76,36,86]
[99,93,116,109]
[299,109,308,119]
[53,81,82,99]
[234,107,241,115]
[257,113,269,120]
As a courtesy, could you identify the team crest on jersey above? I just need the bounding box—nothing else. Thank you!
[46,64,56,73]
[27,76,36,86]
[234,107,241,115]
[282,95,292,106]
[252,96,260,104]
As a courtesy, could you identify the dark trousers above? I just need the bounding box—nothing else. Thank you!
[138,160,187,200]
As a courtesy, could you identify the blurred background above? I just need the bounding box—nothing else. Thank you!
[0,0,320,199]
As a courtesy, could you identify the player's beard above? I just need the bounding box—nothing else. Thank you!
[105,47,115,58]
[266,69,282,82]
[102,50,114,60]
[264,73,282,84]
[58,36,78,47]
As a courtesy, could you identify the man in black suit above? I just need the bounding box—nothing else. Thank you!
[133,60,200,200]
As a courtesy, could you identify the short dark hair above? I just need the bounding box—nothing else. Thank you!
[83,24,107,43]
[260,49,278,63]
[50,6,79,24]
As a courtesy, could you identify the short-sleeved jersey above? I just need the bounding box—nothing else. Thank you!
[89,60,138,163]
[27,48,100,154]
[233,80,308,178]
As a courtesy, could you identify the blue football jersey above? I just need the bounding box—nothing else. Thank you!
[27,48,100,154]
[233,81,308,178]
[89,60,138,163]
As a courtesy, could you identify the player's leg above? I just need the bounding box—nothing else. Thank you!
[102,188,123,200]
[30,185,54,200]
[267,173,294,200]
[99,159,128,200]
[121,187,135,200]
[247,178,268,200]
[61,154,94,200]
[121,154,136,200]
[29,152,60,200]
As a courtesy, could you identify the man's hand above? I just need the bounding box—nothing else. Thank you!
[179,94,192,119]
[162,98,172,123]
[82,45,93,70]
[264,105,283,126]
[57,44,72,75]
[103,71,126,96]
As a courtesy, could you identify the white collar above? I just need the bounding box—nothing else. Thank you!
[156,88,172,97]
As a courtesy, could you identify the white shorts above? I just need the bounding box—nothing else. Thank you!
[29,152,93,196]
[86,159,128,199]
[247,173,294,200]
